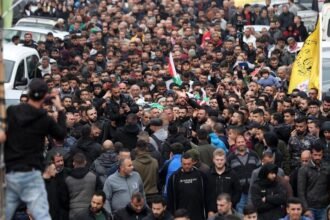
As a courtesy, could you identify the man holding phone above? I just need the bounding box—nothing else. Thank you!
[5,79,67,220]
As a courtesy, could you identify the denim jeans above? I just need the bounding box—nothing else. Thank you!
[6,170,51,220]
[310,208,326,220]
[236,193,248,214]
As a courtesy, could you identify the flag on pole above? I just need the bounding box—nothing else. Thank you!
[168,52,182,86]
[288,17,320,93]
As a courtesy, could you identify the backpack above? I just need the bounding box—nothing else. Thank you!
[150,134,164,152]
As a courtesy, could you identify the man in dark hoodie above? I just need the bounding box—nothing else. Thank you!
[143,196,173,220]
[65,153,102,219]
[162,124,191,160]
[43,162,60,220]
[113,192,150,220]
[70,123,102,167]
[250,164,287,220]
[167,153,207,220]
[90,140,118,185]
[5,79,66,220]
[75,191,111,220]
[113,113,141,151]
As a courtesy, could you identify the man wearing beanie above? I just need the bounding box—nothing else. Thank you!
[250,164,287,220]
[5,79,67,220]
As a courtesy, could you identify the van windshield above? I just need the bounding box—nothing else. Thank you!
[4,59,15,83]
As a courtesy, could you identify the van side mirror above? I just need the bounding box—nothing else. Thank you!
[14,77,28,87]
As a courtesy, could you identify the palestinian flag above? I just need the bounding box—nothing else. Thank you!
[168,52,182,86]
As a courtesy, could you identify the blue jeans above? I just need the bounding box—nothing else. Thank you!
[310,208,326,220]
[236,193,248,214]
[6,170,51,220]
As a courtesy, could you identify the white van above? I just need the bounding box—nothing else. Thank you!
[3,44,40,106]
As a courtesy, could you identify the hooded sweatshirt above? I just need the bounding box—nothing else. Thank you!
[65,167,98,219]
[90,150,118,185]
[113,124,141,151]
[250,164,286,220]
[133,152,159,195]
[5,103,66,171]
[103,171,145,214]
[71,137,102,166]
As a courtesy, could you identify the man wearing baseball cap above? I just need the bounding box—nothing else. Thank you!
[5,79,67,220]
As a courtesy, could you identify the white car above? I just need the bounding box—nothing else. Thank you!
[4,44,40,106]
[3,26,69,43]
[15,17,58,30]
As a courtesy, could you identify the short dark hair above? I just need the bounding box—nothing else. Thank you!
[197,128,209,140]
[151,195,167,206]
[283,109,295,116]
[93,191,106,203]
[286,197,303,207]
[252,108,264,116]
[136,139,148,152]
[295,116,307,124]
[311,140,324,153]
[272,112,284,124]
[131,192,144,202]
[73,153,86,165]
[181,152,192,160]
[170,143,184,154]
[243,204,257,215]
[174,209,190,218]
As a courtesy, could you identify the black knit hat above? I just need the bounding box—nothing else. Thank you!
[28,78,48,101]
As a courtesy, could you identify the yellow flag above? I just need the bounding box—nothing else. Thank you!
[288,18,320,94]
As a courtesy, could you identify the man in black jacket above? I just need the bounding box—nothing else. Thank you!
[206,149,241,218]
[112,114,141,151]
[113,192,150,220]
[167,153,207,220]
[105,83,139,127]
[298,143,330,220]
[5,79,66,220]
[143,196,173,220]
[75,191,112,220]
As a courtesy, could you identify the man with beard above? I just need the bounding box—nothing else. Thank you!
[298,142,330,220]
[320,96,330,119]
[75,191,111,220]
[192,108,209,134]
[86,107,98,123]
[143,196,173,220]
[227,135,261,213]
[167,153,207,220]
[288,117,318,170]
[22,32,37,49]
[250,164,287,220]
[113,192,150,220]
[105,83,139,127]
[298,97,309,117]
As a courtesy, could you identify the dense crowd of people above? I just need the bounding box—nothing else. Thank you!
[4,0,330,220]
